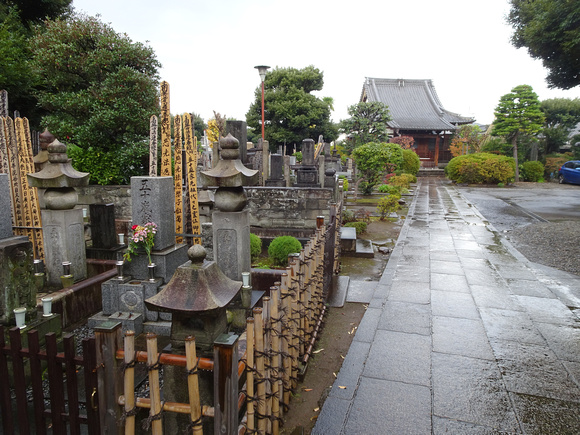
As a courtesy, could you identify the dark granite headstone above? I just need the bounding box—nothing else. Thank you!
[302,138,315,165]
[270,154,283,180]
[90,203,117,249]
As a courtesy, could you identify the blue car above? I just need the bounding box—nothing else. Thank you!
[558,160,580,185]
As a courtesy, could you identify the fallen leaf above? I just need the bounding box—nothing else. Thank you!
[340,354,345,359]
[314,407,319,412]
[333,372,337,378]
[339,386,347,389]
[311,415,318,421]
[304,388,313,392]
[313,348,324,354]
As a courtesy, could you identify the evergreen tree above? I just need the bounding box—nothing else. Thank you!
[492,85,544,181]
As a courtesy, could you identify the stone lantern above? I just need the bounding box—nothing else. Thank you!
[145,244,241,354]
[27,139,89,286]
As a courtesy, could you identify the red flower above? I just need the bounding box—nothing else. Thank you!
[132,224,138,230]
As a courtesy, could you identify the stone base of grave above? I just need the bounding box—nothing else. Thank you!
[121,243,188,283]
[89,275,172,335]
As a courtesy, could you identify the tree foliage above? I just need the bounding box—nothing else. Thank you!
[352,142,403,195]
[0,0,72,29]
[540,98,580,153]
[492,85,544,181]
[28,14,161,184]
[508,0,580,89]
[449,124,483,157]
[246,65,338,151]
[339,101,391,154]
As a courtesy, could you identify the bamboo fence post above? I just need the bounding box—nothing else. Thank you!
[253,307,266,434]
[288,256,300,389]
[146,333,163,435]
[246,318,255,433]
[262,296,272,434]
[298,249,306,358]
[270,287,281,434]
[280,271,291,410]
[185,336,203,435]
[123,331,136,435]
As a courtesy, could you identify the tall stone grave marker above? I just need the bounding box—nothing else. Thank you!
[200,134,258,281]
[226,120,248,165]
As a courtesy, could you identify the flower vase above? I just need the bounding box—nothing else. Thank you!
[41,297,53,317]
[148,263,156,282]
[13,307,26,329]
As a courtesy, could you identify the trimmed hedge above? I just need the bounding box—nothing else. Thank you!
[268,236,302,266]
[400,149,420,175]
[250,233,262,261]
[520,161,544,182]
[445,153,516,184]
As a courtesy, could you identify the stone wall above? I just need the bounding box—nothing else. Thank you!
[245,187,332,229]
[77,185,132,220]
[77,185,335,230]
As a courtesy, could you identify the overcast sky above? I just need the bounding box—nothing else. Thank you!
[73,0,580,127]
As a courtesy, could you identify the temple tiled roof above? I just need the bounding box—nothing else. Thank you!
[361,78,475,131]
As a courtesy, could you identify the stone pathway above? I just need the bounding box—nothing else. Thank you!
[314,177,580,434]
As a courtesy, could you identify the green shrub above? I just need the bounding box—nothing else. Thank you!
[445,153,515,184]
[250,234,262,261]
[268,236,302,267]
[387,173,415,189]
[400,149,420,175]
[377,184,401,195]
[292,151,303,163]
[358,181,373,195]
[520,161,545,182]
[344,221,367,235]
[377,194,401,220]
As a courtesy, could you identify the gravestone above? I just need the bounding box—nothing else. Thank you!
[265,154,285,187]
[295,138,320,187]
[0,174,12,239]
[90,203,117,249]
[226,120,248,165]
[90,176,188,335]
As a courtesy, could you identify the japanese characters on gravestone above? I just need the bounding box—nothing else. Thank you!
[0,117,10,174]
[149,115,158,176]
[160,81,171,177]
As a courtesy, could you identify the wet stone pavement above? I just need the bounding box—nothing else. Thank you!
[314,178,580,434]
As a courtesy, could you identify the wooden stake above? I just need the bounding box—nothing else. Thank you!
[5,117,22,233]
[146,333,163,434]
[185,336,203,435]
[149,115,158,176]
[160,81,171,177]
[0,118,9,174]
[280,271,292,408]
[183,114,201,245]
[123,331,136,435]
[174,114,183,244]
[21,118,44,259]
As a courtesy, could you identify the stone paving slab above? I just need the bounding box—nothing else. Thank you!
[314,178,580,434]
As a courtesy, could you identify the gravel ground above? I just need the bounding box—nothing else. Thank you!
[507,220,580,276]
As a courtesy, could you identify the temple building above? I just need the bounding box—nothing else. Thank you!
[360,78,474,167]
